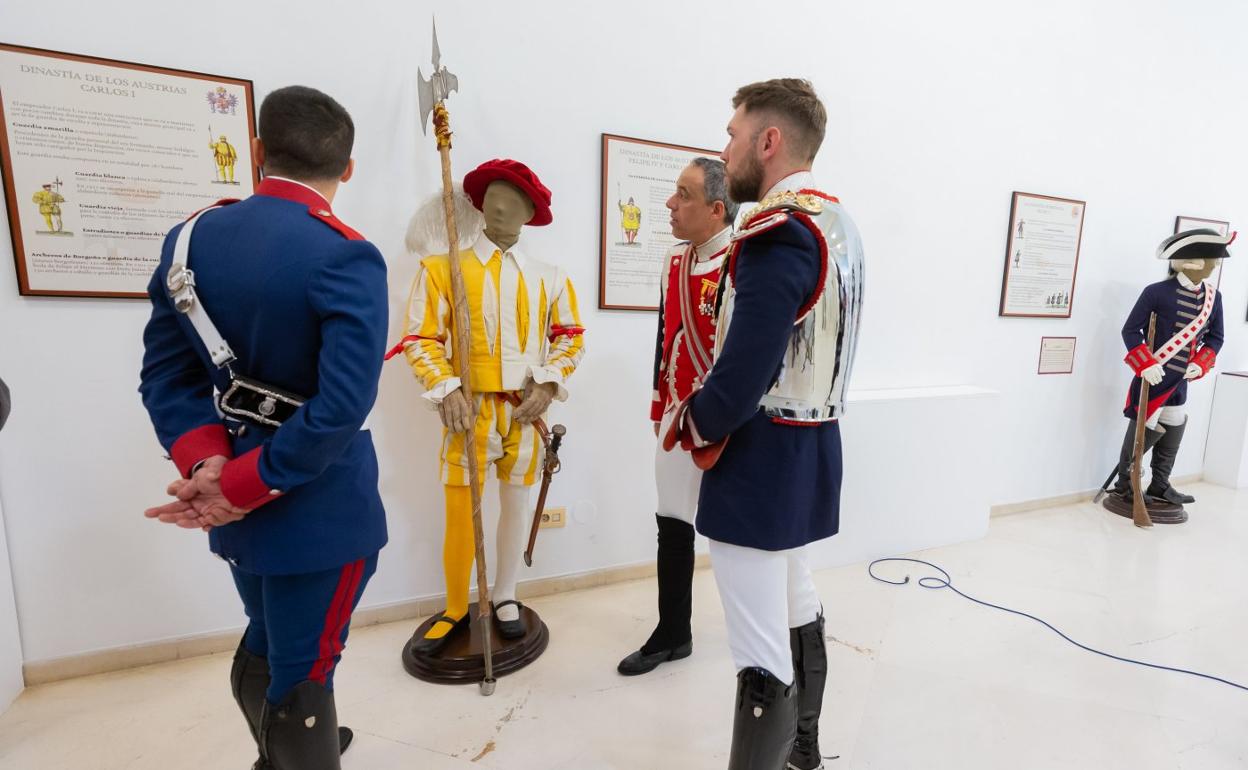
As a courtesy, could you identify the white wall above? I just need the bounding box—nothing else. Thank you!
[1,0,1247,664]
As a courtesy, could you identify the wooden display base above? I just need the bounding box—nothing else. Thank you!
[402,604,549,684]
[1102,493,1188,524]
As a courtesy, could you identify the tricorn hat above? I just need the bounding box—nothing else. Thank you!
[1157,228,1236,261]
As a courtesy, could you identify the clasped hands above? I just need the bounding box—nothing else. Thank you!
[438,380,557,432]
[144,455,248,532]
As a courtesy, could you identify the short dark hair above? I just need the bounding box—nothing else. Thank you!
[690,157,739,225]
[732,78,827,163]
[258,86,354,181]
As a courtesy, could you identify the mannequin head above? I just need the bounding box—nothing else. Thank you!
[1170,257,1216,283]
[481,180,535,252]
[461,159,553,253]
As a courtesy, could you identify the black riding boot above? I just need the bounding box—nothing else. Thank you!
[1112,420,1164,496]
[618,515,695,675]
[259,681,343,770]
[787,615,828,770]
[1146,419,1195,504]
[727,667,798,770]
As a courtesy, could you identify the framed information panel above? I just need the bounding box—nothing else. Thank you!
[599,133,719,311]
[998,191,1086,318]
[0,43,257,298]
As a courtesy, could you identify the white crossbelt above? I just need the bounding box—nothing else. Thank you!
[1153,281,1215,366]
[166,206,235,369]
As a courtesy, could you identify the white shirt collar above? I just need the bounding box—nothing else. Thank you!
[695,225,733,260]
[761,170,817,200]
[1176,272,1202,291]
[263,175,331,207]
[472,231,527,271]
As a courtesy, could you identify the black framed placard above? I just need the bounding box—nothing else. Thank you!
[998,191,1086,318]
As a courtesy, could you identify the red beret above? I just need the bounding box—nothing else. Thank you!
[463,159,553,226]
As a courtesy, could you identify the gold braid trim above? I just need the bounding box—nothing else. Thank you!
[742,190,824,223]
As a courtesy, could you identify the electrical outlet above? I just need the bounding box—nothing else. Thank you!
[539,507,566,529]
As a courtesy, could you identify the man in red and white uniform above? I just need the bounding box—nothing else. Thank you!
[616,158,737,676]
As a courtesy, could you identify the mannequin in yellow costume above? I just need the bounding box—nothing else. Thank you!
[31,184,65,232]
[210,134,238,183]
[395,159,584,653]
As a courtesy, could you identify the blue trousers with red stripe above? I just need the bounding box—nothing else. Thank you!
[230,553,378,703]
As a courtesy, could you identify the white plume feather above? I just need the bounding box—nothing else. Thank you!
[405,184,484,256]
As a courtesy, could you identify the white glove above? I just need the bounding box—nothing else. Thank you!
[1141,364,1164,386]
[1184,364,1203,381]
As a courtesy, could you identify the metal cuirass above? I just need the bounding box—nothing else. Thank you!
[713,192,865,423]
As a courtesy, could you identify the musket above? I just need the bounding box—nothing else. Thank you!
[524,423,566,567]
[417,17,496,695]
[1129,313,1157,529]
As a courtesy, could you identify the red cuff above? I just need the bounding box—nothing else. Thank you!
[170,424,233,479]
[220,447,283,511]
[1192,347,1217,377]
[1124,344,1159,376]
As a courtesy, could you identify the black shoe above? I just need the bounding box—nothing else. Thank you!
[410,611,469,656]
[616,640,692,676]
[259,680,342,770]
[728,667,798,770]
[493,600,526,640]
[787,616,828,770]
[1147,483,1195,505]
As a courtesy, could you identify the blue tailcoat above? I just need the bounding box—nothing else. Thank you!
[139,178,389,575]
[689,218,842,551]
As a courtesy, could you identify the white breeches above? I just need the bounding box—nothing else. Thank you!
[708,539,822,685]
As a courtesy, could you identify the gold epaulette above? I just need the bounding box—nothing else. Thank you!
[743,190,824,223]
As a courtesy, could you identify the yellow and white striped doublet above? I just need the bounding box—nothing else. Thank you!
[440,393,544,487]
[400,233,585,400]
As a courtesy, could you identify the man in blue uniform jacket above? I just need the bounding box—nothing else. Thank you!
[139,85,388,770]
[665,79,864,770]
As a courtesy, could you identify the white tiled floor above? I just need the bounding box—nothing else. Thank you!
[3,482,1248,769]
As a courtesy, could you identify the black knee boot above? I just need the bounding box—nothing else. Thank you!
[1147,419,1195,504]
[618,515,695,675]
[233,643,353,769]
[728,667,798,770]
[260,681,343,770]
[644,514,695,653]
[787,615,828,770]
[1112,420,1164,495]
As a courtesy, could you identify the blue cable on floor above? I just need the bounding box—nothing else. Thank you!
[867,557,1248,694]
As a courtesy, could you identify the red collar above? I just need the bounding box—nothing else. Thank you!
[256,177,332,212]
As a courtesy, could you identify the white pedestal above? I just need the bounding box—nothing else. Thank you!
[807,385,999,570]
[1202,372,1248,489]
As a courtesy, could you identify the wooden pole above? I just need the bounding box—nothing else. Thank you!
[1130,313,1157,529]
[433,103,495,694]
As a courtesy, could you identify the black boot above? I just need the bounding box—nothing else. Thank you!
[787,616,828,770]
[728,667,798,770]
[1112,420,1164,496]
[260,680,343,770]
[1146,419,1195,505]
[232,642,354,769]
[618,515,695,676]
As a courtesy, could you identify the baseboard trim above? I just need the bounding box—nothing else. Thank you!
[22,554,712,687]
[989,473,1202,518]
